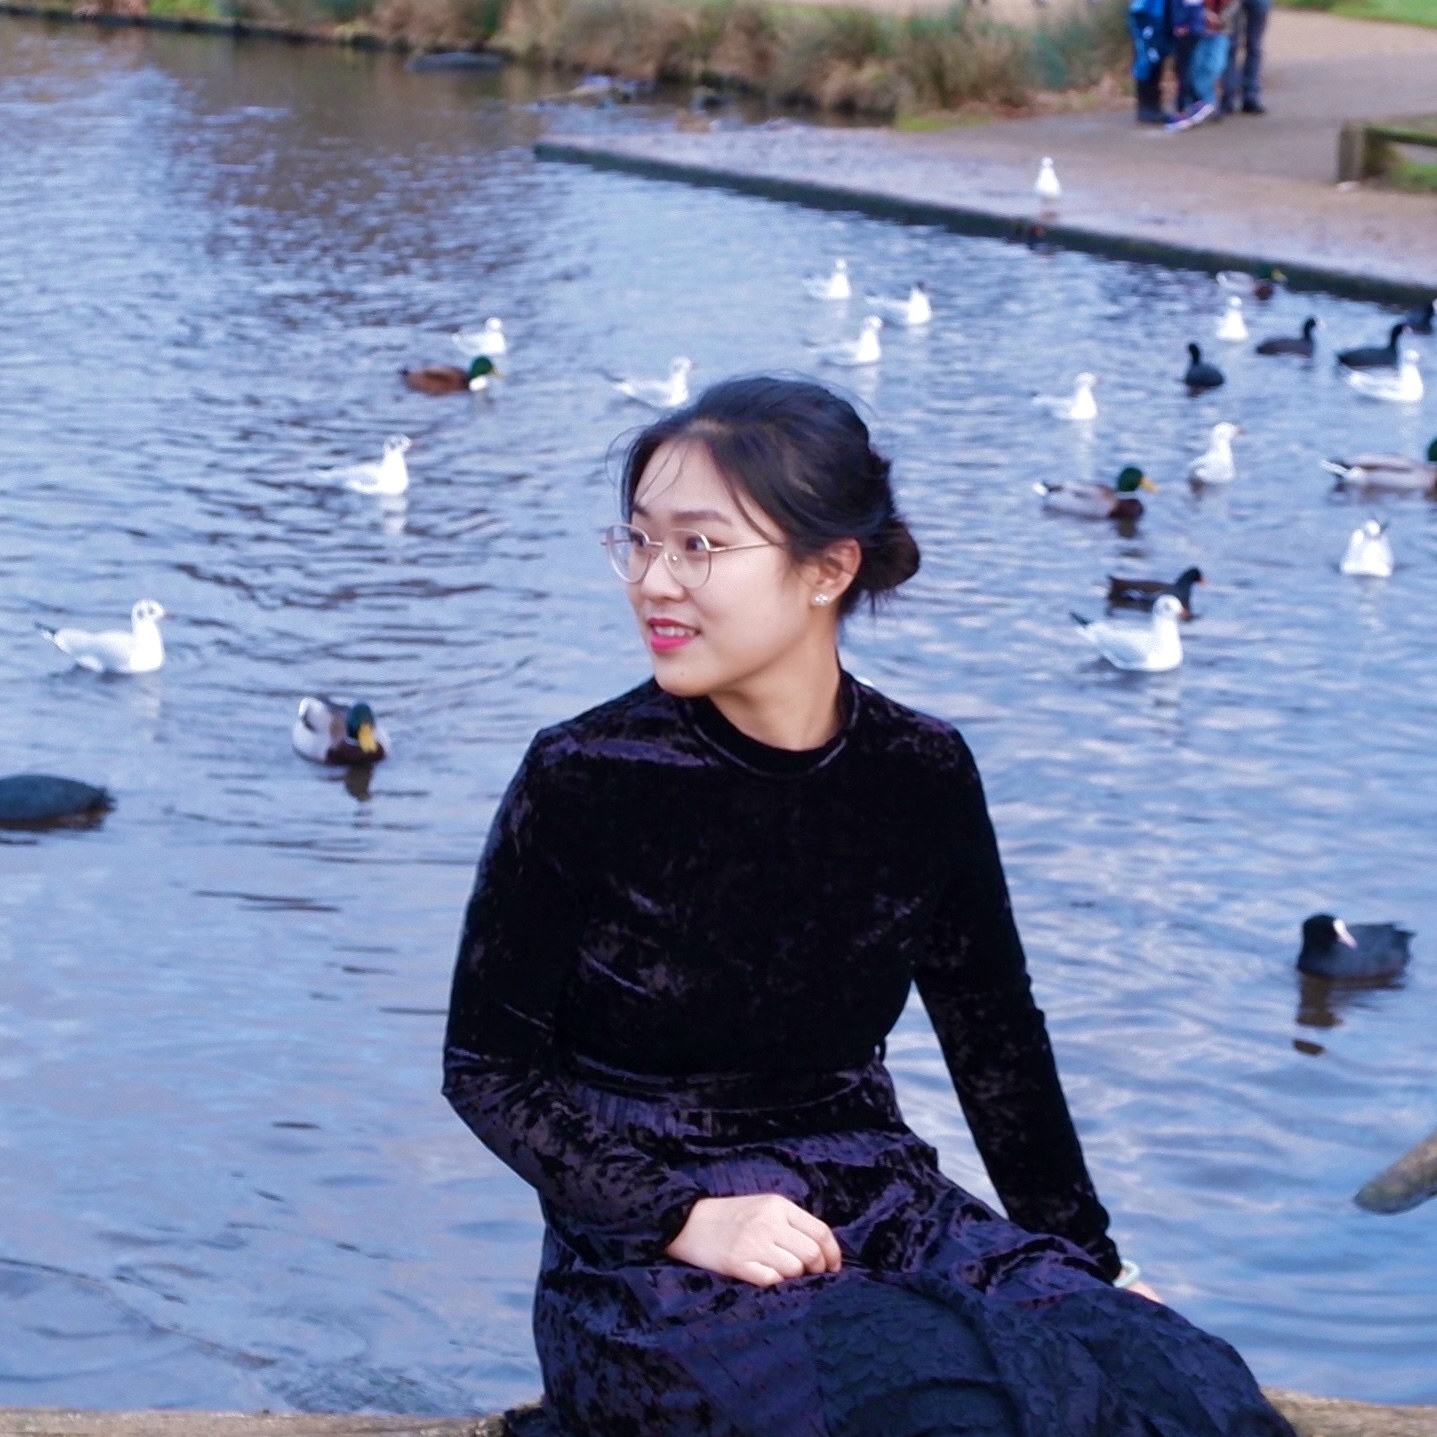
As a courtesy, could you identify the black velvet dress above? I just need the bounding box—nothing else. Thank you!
[443,676,1293,1437]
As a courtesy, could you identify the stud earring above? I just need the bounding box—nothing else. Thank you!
[813,593,832,607]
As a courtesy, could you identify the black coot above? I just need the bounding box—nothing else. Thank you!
[1256,317,1317,357]
[1106,566,1205,616]
[1183,343,1225,390]
[1297,912,1412,980]
[1337,322,1407,370]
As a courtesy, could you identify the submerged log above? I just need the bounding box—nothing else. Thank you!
[2,1394,1437,1437]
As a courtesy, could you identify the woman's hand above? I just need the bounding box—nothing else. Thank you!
[666,1194,843,1287]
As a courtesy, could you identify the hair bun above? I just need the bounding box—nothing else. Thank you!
[858,515,920,596]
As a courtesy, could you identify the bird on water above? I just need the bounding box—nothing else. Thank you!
[403,355,499,395]
[1321,436,1437,493]
[1106,566,1205,617]
[1346,350,1423,403]
[1035,466,1156,521]
[0,774,112,827]
[609,356,694,409]
[1183,343,1225,390]
[1216,297,1248,342]
[803,259,851,301]
[37,598,166,674]
[864,283,932,327]
[1296,913,1412,980]
[1188,422,1240,484]
[329,435,411,496]
[1256,317,1319,357]
[292,697,390,766]
[1337,321,1407,370]
[1071,593,1184,672]
[1339,519,1393,577]
[1032,372,1098,421]
[815,316,883,368]
[451,317,507,360]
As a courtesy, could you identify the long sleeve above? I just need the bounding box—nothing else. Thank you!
[915,742,1121,1281]
[442,738,705,1268]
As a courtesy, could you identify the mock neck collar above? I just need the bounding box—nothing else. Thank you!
[681,673,858,777]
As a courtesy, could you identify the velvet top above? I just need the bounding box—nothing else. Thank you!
[443,675,1120,1280]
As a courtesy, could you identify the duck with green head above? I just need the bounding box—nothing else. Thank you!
[292,697,390,766]
[401,354,499,396]
[1321,436,1437,494]
[1034,465,1156,521]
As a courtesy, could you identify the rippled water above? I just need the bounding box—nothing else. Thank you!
[2,16,1435,1413]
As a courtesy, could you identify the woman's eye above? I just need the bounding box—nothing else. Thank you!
[680,534,710,554]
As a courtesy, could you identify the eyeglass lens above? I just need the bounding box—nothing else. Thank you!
[604,526,713,589]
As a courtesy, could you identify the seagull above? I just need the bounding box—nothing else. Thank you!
[1320,436,1437,493]
[292,697,390,765]
[610,356,694,408]
[452,317,507,360]
[1071,593,1184,672]
[1339,519,1394,577]
[1256,317,1319,357]
[1183,343,1225,390]
[37,598,166,674]
[814,315,883,367]
[1188,422,1240,484]
[1032,372,1098,421]
[864,283,932,327]
[804,259,852,301]
[1338,322,1407,370]
[331,435,411,496]
[1216,296,1249,342]
[1346,350,1423,403]
[1034,157,1061,203]
[1297,913,1412,980]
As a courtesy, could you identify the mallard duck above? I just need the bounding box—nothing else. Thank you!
[1071,593,1184,672]
[1257,317,1319,356]
[1347,350,1423,403]
[1106,566,1205,617]
[608,356,694,408]
[1217,267,1284,301]
[0,774,112,826]
[816,316,883,368]
[1034,466,1155,520]
[1320,436,1437,493]
[1189,422,1240,484]
[330,435,411,496]
[864,283,931,327]
[37,598,166,674]
[1297,913,1411,980]
[1337,321,1407,370]
[1339,519,1393,577]
[1032,372,1098,421]
[804,260,851,301]
[402,355,499,395]
[292,697,390,765]
[452,317,506,360]
[1216,297,1248,342]
[1405,298,1435,335]
[1183,343,1225,390]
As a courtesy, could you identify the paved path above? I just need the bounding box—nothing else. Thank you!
[542,9,1437,295]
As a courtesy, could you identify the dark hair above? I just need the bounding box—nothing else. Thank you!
[620,376,919,616]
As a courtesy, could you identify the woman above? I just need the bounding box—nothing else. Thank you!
[444,377,1293,1437]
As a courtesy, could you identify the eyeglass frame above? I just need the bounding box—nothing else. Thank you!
[600,522,787,591]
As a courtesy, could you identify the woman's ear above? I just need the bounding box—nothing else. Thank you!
[809,538,862,605]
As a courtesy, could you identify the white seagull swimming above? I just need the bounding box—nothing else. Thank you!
[610,356,694,409]
[37,598,167,674]
[452,317,507,360]
[864,283,932,327]
[1071,593,1184,672]
[804,259,852,301]
[1216,296,1249,342]
[1339,519,1394,577]
[1188,421,1241,484]
[1032,372,1098,421]
[814,315,883,367]
[331,435,411,496]
[1034,157,1061,203]
[1346,350,1423,403]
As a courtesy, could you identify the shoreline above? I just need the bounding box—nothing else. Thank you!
[2,1391,1437,1435]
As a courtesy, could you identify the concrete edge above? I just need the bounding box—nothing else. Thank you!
[0,1,391,49]
[533,138,1434,307]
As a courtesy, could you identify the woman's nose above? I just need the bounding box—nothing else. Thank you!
[639,551,687,601]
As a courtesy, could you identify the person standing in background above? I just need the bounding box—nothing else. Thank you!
[1168,0,1231,129]
[1129,0,1176,124]
[1222,0,1271,114]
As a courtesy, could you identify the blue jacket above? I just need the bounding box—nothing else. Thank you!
[1128,0,1172,78]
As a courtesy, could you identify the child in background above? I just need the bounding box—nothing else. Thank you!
[1129,0,1175,124]
[1168,0,1233,129]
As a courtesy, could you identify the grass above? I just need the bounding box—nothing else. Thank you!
[1278,0,1437,28]
[32,0,1134,114]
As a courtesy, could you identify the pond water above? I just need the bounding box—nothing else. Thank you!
[1,15,1435,1414]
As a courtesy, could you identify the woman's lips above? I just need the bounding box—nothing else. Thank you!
[647,618,696,654]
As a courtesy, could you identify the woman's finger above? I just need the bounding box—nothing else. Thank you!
[771,1229,826,1274]
[762,1244,807,1280]
[786,1209,843,1271]
[733,1260,785,1288]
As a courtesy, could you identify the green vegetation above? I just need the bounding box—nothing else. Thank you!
[28,0,1132,116]
[1278,0,1437,29]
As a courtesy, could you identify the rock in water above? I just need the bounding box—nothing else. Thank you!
[1355,1128,1437,1214]
[0,774,112,825]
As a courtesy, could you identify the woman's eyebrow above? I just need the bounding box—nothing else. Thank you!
[631,503,735,526]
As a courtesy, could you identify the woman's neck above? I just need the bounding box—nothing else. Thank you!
[707,648,843,752]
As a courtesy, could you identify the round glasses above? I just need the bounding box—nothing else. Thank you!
[601,523,781,591]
